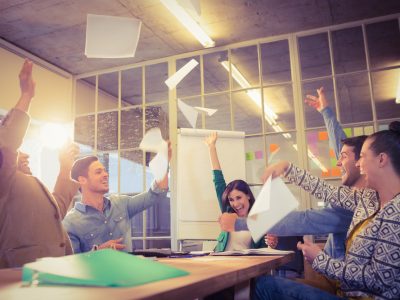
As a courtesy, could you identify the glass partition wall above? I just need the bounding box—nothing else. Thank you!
[74,16,400,250]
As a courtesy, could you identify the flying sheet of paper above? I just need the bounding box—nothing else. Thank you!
[85,14,142,58]
[178,99,198,128]
[165,59,199,90]
[247,177,298,242]
[139,128,168,180]
[149,143,169,181]
[194,106,217,116]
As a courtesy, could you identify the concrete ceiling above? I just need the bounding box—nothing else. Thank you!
[1,0,400,75]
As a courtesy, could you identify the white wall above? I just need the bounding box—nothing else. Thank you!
[0,47,73,123]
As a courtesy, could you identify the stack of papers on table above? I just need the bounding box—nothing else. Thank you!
[209,247,293,256]
[22,249,189,287]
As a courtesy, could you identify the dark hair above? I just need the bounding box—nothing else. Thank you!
[367,121,400,176]
[221,180,255,212]
[71,156,98,181]
[341,135,368,160]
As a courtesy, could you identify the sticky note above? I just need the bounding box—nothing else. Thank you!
[329,149,335,158]
[318,131,328,141]
[343,127,352,137]
[269,144,280,153]
[364,126,374,135]
[330,157,337,167]
[331,167,341,177]
[246,152,254,161]
[353,127,363,136]
[255,150,263,159]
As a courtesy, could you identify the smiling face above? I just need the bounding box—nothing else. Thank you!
[228,189,251,217]
[336,144,361,187]
[356,138,380,190]
[79,160,109,194]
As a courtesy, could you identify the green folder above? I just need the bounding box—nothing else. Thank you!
[22,249,189,287]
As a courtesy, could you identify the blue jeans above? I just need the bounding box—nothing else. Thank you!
[254,276,345,300]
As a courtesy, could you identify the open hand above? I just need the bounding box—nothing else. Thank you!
[304,87,328,112]
[19,59,35,99]
[204,132,218,148]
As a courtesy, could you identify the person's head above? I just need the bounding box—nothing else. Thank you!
[356,121,400,190]
[221,180,255,217]
[71,156,109,194]
[17,151,32,175]
[336,135,367,187]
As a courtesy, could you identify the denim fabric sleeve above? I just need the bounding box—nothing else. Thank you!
[124,185,168,218]
[285,164,360,212]
[320,107,347,160]
[268,207,353,236]
[213,169,227,212]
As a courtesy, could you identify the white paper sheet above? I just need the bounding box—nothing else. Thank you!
[165,59,199,89]
[85,14,142,58]
[139,128,168,180]
[178,99,198,128]
[139,128,165,153]
[194,106,217,116]
[247,177,298,242]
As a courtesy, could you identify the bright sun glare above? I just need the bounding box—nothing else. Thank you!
[40,123,72,149]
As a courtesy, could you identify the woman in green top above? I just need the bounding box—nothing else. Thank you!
[205,132,278,252]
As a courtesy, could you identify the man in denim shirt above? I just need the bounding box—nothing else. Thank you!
[62,155,169,253]
[221,87,367,260]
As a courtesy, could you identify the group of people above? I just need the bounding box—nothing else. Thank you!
[216,92,400,297]
[0,59,170,267]
[1,59,399,299]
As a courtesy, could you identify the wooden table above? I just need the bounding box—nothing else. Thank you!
[0,254,293,300]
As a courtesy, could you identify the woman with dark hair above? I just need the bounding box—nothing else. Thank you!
[205,132,278,252]
[254,121,400,300]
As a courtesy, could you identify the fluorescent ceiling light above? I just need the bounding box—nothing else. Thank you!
[220,60,328,172]
[160,0,215,48]
[220,61,278,123]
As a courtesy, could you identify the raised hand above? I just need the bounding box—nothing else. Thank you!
[304,87,328,112]
[204,132,218,148]
[19,59,35,100]
[59,141,80,175]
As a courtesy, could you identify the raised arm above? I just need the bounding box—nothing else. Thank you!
[205,132,227,212]
[0,60,35,201]
[305,87,346,159]
[204,132,221,170]
[52,142,80,218]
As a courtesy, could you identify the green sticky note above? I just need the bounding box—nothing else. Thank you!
[330,157,337,167]
[246,152,255,161]
[343,128,352,137]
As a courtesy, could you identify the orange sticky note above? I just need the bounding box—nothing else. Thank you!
[318,131,328,141]
[321,170,330,178]
[329,149,335,158]
[269,144,280,153]
[331,167,341,177]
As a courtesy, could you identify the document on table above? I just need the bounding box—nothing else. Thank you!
[247,177,299,242]
[210,247,293,256]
